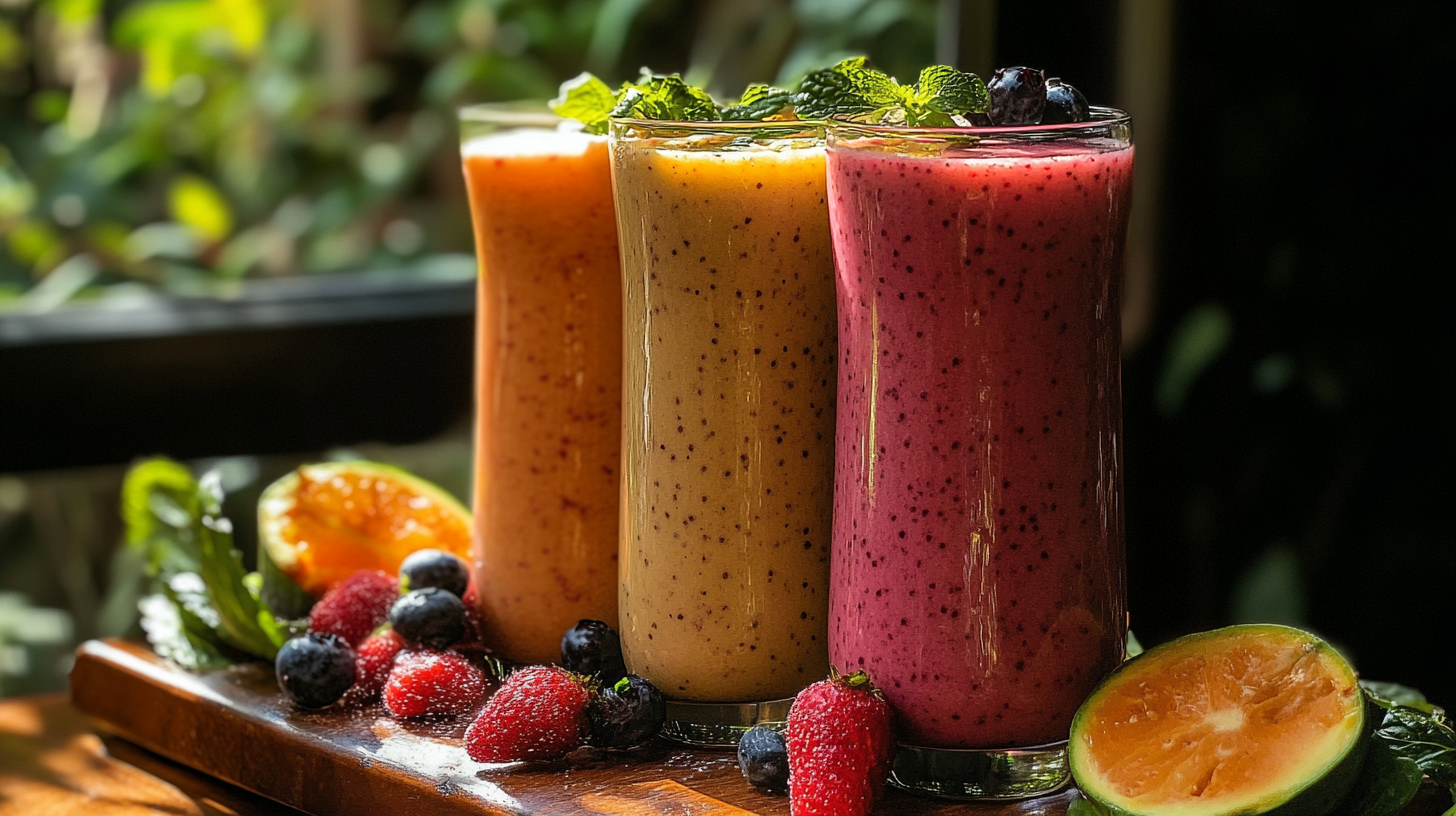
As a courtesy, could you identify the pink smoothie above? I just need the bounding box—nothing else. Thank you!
[827,135,1133,749]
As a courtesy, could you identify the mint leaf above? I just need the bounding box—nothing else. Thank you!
[722,84,794,121]
[122,457,284,663]
[549,72,617,135]
[1341,737,1424,816]
[794,57,903,120]
[1363,680,1438,715]
[1126,629,1144,658]
[905,65,990,125]
[123,457,203,576]
[195,471,283,660]
[612,72,721,122]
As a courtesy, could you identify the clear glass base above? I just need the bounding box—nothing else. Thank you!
[660,697,796,747]
[888,740,1071,800]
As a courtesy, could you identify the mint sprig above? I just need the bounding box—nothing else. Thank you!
[549,72,617,135]
[721,83,795,121]
[124,457,290,664]
[550,70,724,133]
[794,58,989,126]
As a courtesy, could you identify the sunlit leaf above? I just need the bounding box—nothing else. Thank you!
[213,0,267,55]
[168,174,233,242]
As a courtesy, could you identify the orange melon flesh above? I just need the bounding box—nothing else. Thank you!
[1071,625,1364,816]
[260,463,473,598]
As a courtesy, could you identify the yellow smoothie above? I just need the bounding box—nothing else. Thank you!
[461,119,621,665]
[612,123,835,702]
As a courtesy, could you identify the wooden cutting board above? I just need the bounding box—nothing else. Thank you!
[69,639,1454,816]
[69,639,1076,816]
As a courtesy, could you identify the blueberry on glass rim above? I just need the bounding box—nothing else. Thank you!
[389,587,467,650]
[1043,78,1090,124]
[399,548,470,598]
[988,66,1047,126]
[276,632,356,709]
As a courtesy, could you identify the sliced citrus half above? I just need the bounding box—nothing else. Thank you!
[258,462,472,616]
[1070,624,1366,816]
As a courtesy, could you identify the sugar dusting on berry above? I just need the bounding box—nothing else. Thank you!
[309,570,399,647]
[464,665,591,762]
[382,650,486,718]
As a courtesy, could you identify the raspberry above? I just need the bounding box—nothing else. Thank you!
[465,666,591,762]
[458,580,484,650]
[343,629,405,705]
[309,570,398,647]
[382,650,485,718]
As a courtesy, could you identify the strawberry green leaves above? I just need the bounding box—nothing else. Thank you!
[793,58,990,126]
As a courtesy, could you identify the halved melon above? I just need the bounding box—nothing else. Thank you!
[258,462,473,617]
[1070,624,1366,816]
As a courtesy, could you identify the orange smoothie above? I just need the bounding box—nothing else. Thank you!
[461,117,621,664]
[611,123,835,703]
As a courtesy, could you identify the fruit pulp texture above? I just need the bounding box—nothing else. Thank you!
[1075,629,1364,811]
[614,140,835,702]
[828,139,1134,747]
[270,466,472,597]
[462,129,622,664]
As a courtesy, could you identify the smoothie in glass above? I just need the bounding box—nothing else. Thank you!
[827,113,1133,793]
[611,121,834,734]
[460,108,621,665]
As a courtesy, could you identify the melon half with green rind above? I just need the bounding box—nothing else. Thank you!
[1070,624,1366,816]
[258,462,473,619]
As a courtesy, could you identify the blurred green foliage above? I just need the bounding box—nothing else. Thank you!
[0,0,939,309]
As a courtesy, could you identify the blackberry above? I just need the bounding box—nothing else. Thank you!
[561,619,628,684]
[988,66,1047,126]
[587,674,666,749]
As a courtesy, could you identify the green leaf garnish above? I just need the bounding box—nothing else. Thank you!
[123,457,288,663]
[721,84,795,121]
[611,70,721,123]
[1344,686,1456,815]
[549,72,617,135]
[793,58,989,126]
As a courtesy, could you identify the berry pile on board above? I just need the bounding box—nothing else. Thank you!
[276,550,490,716]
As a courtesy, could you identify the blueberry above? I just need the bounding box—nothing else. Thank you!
[737,725,789,792]
[561,620,628,684]
[276,633,355,709]
[399,549,470,598]
[389,587,466,650]
[1043,78,1089,124]
[988,66,1046,125]
[587,674,666,749]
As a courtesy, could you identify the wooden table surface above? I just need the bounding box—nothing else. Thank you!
[5,639,1450,816]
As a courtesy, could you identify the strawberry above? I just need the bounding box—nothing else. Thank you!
[786,668,895,816]
[457,580,484,650]
[382,650,486,718]
[464,666,591,762]
[309,570,398,647]
[342,628,405,705]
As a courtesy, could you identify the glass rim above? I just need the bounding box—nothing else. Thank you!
[458,101,561,128]
[609,117,824,137]
[827,106,1130,141]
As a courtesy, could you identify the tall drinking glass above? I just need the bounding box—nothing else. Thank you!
[459,105,622,665]
[610,120,835,744]
[826,111,1133,797]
